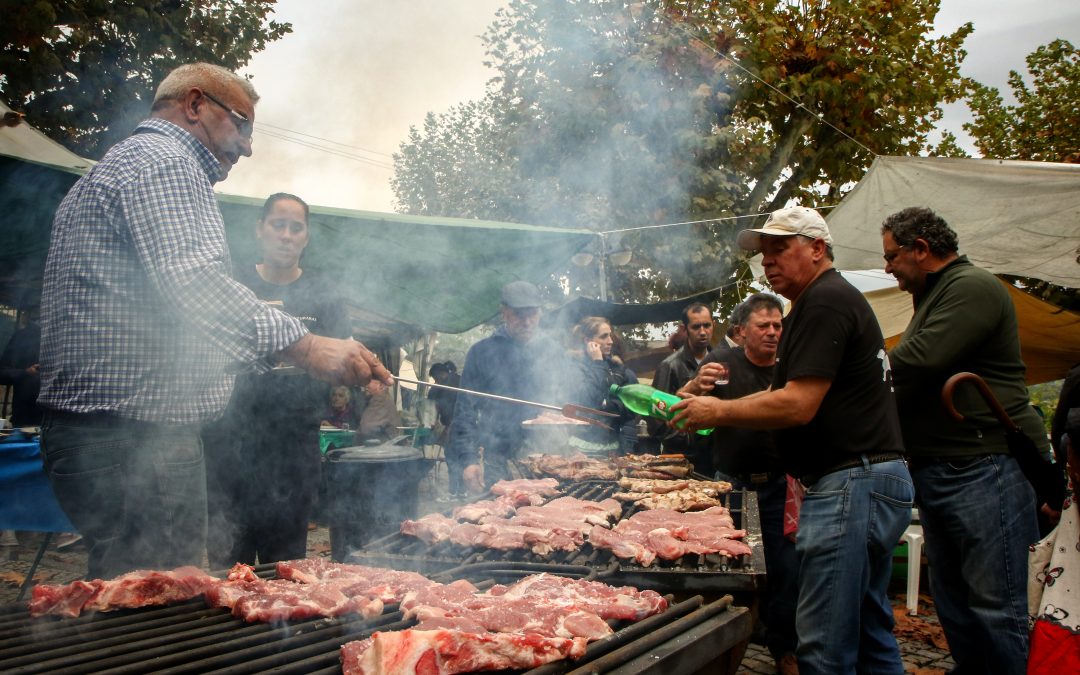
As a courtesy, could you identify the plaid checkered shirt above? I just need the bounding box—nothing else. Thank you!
[38,119,308,424]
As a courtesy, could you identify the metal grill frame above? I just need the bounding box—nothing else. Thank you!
[0,563,752,675]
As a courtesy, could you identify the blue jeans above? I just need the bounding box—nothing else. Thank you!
[41,412,207,579]
[911,454,1037,675]
[795,458,913,675]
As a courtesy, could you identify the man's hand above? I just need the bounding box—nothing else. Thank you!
[669,395,724,433]
[463,463,484,494]
[679,362,727,396]
[25,363,39,376]
[281,334,392,387]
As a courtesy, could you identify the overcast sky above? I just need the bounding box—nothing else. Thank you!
[222,0,1080,215]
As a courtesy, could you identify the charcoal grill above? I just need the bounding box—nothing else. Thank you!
[0,563,751,675]
[349,482,765,594]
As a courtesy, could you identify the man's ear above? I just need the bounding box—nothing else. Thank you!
[911,237,933,263]
[178,88,203,125]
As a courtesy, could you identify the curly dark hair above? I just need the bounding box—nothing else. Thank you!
[880,207,959,257]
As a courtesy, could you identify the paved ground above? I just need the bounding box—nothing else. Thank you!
[0,462,955,673]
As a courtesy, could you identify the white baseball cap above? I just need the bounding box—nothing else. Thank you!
[736,206,833,252]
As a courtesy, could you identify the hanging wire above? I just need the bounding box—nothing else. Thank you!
[601,204,839,235]
[255,127,395,170]
[255,121,395,159]
[669,23,878,158]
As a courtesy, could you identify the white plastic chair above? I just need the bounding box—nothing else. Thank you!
[899,508,923,615]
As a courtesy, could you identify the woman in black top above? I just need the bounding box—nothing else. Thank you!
[204,193,350,568]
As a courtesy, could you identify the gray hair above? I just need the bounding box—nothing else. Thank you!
[881,207,959,257]
[153,63,259,107]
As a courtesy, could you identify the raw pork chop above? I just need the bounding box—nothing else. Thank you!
[341,629,587,675]
[29,566,218,618]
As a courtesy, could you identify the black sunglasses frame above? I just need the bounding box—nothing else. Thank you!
[201,90,253,139]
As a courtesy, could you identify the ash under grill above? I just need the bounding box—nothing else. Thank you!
[351,482,766,594]
[0,564,751,675]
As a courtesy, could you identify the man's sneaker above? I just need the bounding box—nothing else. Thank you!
[0,530,18,546]
[56,533,83,550]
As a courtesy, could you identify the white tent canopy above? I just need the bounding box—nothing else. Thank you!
[823,155,1080,383]
[0,100,94,173]
[827,156,1080,289]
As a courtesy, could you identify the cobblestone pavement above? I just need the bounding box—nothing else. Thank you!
[737,607,956,674]
[1,465,956,673]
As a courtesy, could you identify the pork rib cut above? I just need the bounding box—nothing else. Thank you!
[340,629,587,675]
[29,566,219,618]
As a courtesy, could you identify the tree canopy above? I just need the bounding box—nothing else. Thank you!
[392,0,972,307]
[1,0,290,158]
[962,39,1080,163]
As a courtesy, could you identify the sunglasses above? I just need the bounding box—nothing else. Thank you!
[202,91,253,139]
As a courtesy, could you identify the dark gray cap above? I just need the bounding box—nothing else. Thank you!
[500,280,542,309]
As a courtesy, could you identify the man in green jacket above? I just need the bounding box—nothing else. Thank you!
[882,206,1045,675]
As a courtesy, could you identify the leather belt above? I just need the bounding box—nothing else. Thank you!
[801,452,904,487]
[737,471,784,487]
[906,452,997,469]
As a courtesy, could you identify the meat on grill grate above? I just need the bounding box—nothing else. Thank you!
[28,566,219,618]
[341,628,588,675]
[342,572,668,673]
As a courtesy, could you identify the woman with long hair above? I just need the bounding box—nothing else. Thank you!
[569,316,639,455]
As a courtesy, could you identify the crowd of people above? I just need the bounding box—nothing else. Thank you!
[4,60,1074,675]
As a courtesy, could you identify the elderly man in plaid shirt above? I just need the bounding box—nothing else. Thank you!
[37,63,390,579]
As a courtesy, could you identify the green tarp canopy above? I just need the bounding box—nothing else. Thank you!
[0,101,594,341]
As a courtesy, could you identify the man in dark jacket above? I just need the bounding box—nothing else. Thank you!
[451,281,567,491]
[882,206,1044,675]
[0,309,42,427]
[648,302,715,467]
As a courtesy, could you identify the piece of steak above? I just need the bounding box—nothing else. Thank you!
[340,629,588,675]
[586,524,657,566]
[492,573,668,621]
[276,559,437,603]
[400,513,457,545]
[29,566,219,618]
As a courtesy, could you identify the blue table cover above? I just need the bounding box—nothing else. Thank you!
[0,436,75,532]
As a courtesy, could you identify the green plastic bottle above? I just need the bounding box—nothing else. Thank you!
[609,383,713,436]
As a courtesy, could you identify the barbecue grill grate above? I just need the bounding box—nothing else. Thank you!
[0,563,751,675]
[350,481,765,594]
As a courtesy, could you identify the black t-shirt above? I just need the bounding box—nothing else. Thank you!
[703,348,780,476]
[230,266,351,419]
[771,268,904,479]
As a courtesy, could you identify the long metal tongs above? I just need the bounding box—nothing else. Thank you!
[391,375,617,430]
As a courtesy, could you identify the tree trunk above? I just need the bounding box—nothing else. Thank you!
[742,112,815,214]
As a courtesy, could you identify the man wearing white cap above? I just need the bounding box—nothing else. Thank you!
[672,207,913,675]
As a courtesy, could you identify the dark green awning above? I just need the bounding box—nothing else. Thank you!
[218,195,593,334]
[1,120,594,337]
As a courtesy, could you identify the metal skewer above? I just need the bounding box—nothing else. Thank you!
[391,375,617,430]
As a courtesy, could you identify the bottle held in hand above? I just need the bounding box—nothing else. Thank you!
[608,383,713,436]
